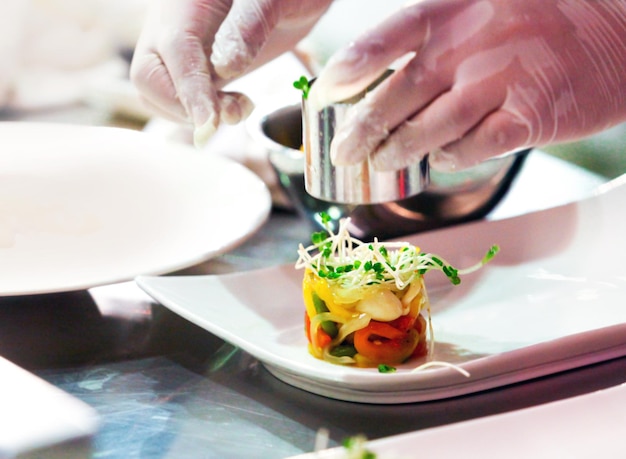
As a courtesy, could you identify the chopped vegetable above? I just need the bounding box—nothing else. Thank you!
[377,364,396,374]
[313,430,377,459]
[342,435,376,459]
[296,215,498,369]
[312,292,338,337]
[354,321,419,364]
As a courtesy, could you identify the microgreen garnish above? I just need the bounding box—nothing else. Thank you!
[378,364,396,374]
[311,230,328,246]
[295,215,498,291]
[342,435,376,459]
[484,245,500,263]
[293,75,311,99]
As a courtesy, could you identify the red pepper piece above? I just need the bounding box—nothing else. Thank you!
[354,321,419,365]
[304,311,332,350]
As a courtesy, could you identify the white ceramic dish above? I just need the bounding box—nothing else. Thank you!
[0,356,99,458]
[0,122,271,296]
[287,383,626,458]
[136,176,626,404]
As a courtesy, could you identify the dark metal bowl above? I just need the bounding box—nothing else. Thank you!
[250,103,528,240]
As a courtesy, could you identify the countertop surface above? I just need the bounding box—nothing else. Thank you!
[1,119,625,457]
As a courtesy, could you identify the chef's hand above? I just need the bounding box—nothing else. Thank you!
[309,0,626,171]
[130,0,332,146]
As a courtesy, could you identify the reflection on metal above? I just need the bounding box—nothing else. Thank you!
[251,103,528,240]
[302,71,429,204]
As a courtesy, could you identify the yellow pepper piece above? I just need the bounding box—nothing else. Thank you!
[304,270,357,321]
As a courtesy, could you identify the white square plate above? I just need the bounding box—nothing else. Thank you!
[287,383,626,458]
[137,177,626,404]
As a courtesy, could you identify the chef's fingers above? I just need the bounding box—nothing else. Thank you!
[131,0,233,141]
[370,72,508,171]
[309,0,494,112]
[327,58,453,166]
[212,0,332,79]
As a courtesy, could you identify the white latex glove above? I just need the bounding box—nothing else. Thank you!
[309,0,626,172]
[130,0,332,146]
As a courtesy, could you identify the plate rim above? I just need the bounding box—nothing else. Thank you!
[0,122,272,295]
[135,270,626,403]
[136,175,626,403]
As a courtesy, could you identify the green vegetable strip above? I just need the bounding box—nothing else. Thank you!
[312,292,338,337]
[329,344,357,358]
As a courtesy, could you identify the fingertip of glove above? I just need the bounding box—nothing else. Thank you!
[193,114,219,149]
[219,92,255,125]
[428,148,461,172]
[211,41,249,81]
[307,72,353,112]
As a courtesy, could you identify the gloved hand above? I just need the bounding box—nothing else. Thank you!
[309,0,626,172]
[130,0,332,146]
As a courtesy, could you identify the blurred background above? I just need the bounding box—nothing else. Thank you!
[0,0,623,179]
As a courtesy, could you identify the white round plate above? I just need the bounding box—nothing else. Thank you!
[0,122,271,296]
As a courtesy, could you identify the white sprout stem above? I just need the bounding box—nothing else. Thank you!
[421,278,435,361]
[313,428,330,452]
[458,259,490,275]
[410,360,471,378]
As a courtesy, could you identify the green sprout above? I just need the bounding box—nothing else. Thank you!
[378,364,397,374]
[297,213,499,290]
[293,75,311,99]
